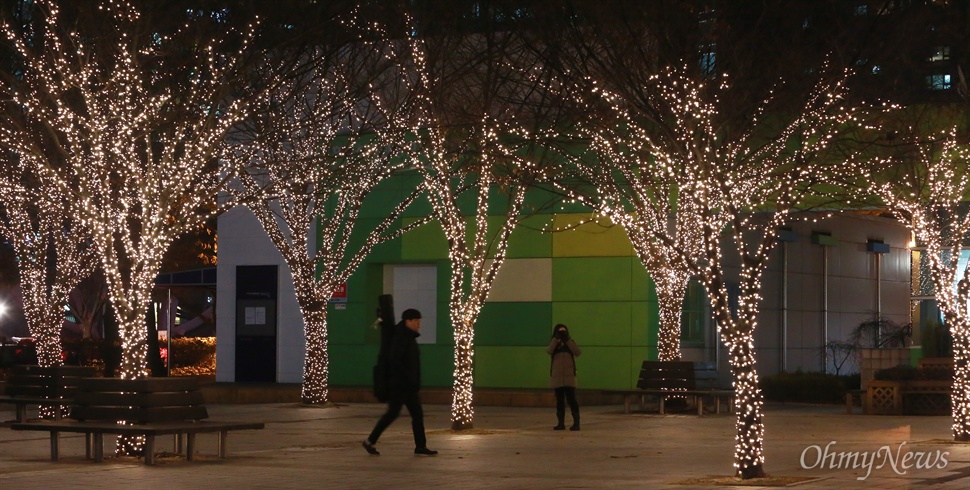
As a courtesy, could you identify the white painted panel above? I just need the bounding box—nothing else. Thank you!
[384,264,438,344]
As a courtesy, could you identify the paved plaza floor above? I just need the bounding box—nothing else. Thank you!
[1,400,969,489]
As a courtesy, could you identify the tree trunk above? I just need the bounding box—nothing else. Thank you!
[951,329,970,441]
[450,258,476,430]
[726,329,766,479]
[654,274,687,362]
[301,307,330,405]
[451,312,475,430]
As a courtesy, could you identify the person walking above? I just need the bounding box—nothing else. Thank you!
[547,323,582,431]
[363,308,438,456]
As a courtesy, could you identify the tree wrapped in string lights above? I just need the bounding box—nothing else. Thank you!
[866,131,970,441]
[0,0,258,385]
[557,65,882,478]
[0,155,96,368]
[0,1,261,447]
[391,18,553,430]
[224,40,420,405]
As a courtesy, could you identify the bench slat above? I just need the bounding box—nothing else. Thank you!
[71,405,209,423]
[79,377,202,392]
[75,390,205,408]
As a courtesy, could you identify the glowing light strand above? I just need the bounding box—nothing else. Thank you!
[867,130,970,441]
[224,38,416,405]
[554,64,883,479]
[0,0,259,456]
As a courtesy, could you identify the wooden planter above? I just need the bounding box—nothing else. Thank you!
[864,379,952,415]
[865,380,902,415]
[859,348,911,390]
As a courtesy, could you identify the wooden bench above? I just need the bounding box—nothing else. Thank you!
[601,361,734,415]
[0,365,97,423]
[11,377,264,465]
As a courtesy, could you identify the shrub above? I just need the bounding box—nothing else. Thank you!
[761,371,858,404]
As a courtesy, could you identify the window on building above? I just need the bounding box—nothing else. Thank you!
[681,279,706,346]
[926,74,951,90]
[700,46,716,76]
[928,46,950,62]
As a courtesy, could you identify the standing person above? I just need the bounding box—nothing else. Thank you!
[547,323,582,431]
[363,308,438,456]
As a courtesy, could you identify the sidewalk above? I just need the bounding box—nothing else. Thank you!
[1,401,968,489]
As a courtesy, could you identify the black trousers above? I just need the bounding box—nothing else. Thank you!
[367,390,427,449]
[554,386,580,422]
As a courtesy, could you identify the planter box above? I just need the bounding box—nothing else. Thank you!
[859,348,910,390]
[865,380,902,415]
[901,380,952,415]
[864,379,952,415]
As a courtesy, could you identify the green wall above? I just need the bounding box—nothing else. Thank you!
[325,180,659,391]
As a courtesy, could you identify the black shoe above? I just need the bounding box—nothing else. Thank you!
[414,447,438,456]
[569,425,580,431]
[553,424,566,430]
[362,440,379,455]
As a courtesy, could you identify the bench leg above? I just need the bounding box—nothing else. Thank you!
[697,396,703,416]
[16,404,27,423]
[187,433,196,461]
[49,431,59,462]
[93,433,104,462]
[715,397,721,415]
[144,435,156,465]
[218,431,228,458]
[623,396,631,414]
[659,396,665,415]
[175,433,184,454]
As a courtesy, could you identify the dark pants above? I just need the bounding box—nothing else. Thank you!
[555,386,580,424]
[367,391,427,449]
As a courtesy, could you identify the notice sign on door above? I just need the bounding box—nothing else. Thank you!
[329,283,348,303]
[244,306,266,325]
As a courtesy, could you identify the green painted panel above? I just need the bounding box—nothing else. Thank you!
[401,193,434,218]
[630,301,659,349]
[326,304,372,344]
[420,345,455,388]
[342,218,402,263]
[401,219,448,260]
[552,214,633,257]
[360,189,406,219]
[330,345,379,386]
[477,302,553,346]
[630,261,654,301]
[552,302,632,346]
[552,257,634,302]
[475,346,549,388]
[507,215,553,258]
[573,346,635,390]
[523,187,569,214]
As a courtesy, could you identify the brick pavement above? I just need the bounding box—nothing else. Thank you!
[2,401,969,489]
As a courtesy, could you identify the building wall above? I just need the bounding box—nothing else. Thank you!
[217,181,912,388]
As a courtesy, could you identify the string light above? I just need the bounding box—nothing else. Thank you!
[223,40,415,405]
[867,129,970,441]
[0,163,95,371]
[0,0,258,455]
[389,24,544,430]
[547,65,885,479]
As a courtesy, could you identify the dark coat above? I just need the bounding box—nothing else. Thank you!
[387,321,421,396]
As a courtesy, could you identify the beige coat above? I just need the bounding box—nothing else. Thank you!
[546,338,581,388]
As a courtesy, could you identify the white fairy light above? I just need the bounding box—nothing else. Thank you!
[547,64,888,479]
[0,0,259,455]
[224,39,416,405]
[866,129,970,441]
